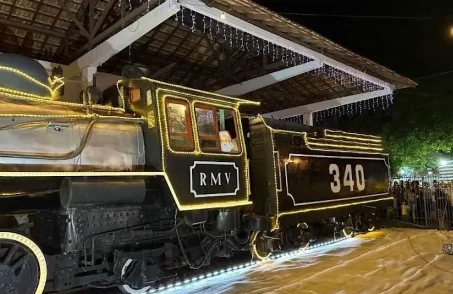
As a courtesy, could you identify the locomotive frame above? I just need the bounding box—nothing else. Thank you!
[0,68,393,294]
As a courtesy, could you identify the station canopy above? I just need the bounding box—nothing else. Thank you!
[0,0,415,122]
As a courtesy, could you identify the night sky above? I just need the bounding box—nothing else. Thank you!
[256,0,453,81]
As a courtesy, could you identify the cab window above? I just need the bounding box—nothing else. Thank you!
[195,104,241,154]
[165,99,194,151]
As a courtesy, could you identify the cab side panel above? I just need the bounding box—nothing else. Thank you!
[249,117,278,216]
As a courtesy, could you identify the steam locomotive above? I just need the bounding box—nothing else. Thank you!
[0,54,392,294]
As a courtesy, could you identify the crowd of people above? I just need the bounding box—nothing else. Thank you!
[390,180,453,229]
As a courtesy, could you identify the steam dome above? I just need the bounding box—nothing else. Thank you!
[0,53,51,98]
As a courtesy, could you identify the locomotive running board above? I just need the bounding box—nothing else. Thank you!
[0,171,252,211]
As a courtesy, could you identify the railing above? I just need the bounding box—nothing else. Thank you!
[389,176,453,230]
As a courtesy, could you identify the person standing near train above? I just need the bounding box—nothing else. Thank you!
[404,181,417,223]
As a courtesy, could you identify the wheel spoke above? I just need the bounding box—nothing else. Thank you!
[12,254,29,275]
[4,244,18,265]
[0,232,46,294]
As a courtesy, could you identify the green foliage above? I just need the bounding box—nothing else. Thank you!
[325,78,453,175]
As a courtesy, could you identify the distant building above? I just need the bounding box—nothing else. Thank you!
[439,160,453,181]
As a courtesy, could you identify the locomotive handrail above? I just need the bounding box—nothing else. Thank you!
[0,89,126,114]
[0,115,143,160]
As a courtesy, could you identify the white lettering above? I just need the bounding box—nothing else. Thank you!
[224,173,231,184]
[211,173,221,186]
[200,173,207,186]
[329,164,366,192]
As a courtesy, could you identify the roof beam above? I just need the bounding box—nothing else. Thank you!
[262,88,393,119]
[60,0,91,38]
[0,18,65,39]
[73,0,164,59]
[181,0,394,90]
[65,0,179,78]
[151,62,177,78]
[216,60,322,96]
[91,0,118,37]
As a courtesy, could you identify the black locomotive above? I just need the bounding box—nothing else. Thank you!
[0,54,392,293]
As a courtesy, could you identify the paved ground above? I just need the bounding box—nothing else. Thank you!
[75,225,453,294]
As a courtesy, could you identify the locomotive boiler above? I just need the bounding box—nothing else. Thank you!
[0,54,392,294]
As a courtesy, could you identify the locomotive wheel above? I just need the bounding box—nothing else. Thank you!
[0,231,47,294]
[366,213,377,232]
[342,215,355,238]
[118,259,150,294]
[342,228,355,238]
[250,231,272,260]
[282,227,309,250]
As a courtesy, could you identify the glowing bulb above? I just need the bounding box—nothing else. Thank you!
[220,12,226,19]
[450,27,453,37]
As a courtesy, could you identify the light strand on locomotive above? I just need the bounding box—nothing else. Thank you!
[0,171,252,211]
[257,115,386,154]
[305,138,384,151]
[0,65,59,97]
[277,197,393,216]
[157,93,246,157]
[0,89,126,113]
[307,136,383,147]
[0,113,145,122]
[257,115,390,226]
[324,129,382,140]
[154,90,252,210]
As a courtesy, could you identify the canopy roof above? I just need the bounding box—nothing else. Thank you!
[0,0,415,114]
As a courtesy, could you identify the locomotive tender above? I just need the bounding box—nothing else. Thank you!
[0,54,392,293]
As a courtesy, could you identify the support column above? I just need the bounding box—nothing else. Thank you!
[302,112,313,126]
[64,66,97,103]
[63,0,179,102]
[82,66,97,87]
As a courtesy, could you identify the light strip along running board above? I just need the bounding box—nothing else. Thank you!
[147,235,352,293]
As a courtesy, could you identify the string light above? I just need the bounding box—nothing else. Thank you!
[256,115,390,230]
[202,15,206,33]
[208,18,213,38]
[190,10,196,32]
[2,171,251,211]
[0,85,125,113]
[312,91,394,124]
[153,86,252,210]
[324,129,382,141]
[0,113,144,122]
[149,234,353,292]
[274,151,282,192]
[0,65,61,97]
[308,137,382,148]
[181,6,185,26]
[278,197,393,216]
[159,93,245,156]
[259,114,386,154]
[245,160,251,196]
[305,138,384,151]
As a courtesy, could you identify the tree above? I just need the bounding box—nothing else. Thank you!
[323,77,453,175]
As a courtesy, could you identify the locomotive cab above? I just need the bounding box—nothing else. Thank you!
[108,77,260,213]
